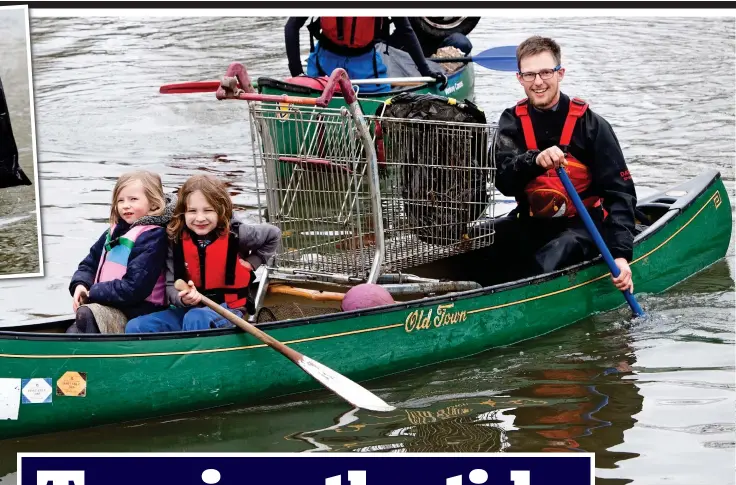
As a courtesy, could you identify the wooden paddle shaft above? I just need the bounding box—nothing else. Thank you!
[268,284,345,301]
[174,280,302,363]
[173,279,396,412]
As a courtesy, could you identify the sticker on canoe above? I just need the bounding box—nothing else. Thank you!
[0,378,21,420]
[404,303,468,333]
[21,378,53,404]
[444,80,464,95]
[56,371,87,397]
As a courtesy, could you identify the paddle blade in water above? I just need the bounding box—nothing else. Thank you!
[297,355,396,412]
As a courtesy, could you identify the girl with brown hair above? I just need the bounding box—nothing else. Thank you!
[125,174,280,333]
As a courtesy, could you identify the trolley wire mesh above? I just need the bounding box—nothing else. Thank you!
[249,100,497,280]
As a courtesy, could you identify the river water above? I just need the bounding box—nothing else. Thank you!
[0,15,734,485]
[0,8,40,277]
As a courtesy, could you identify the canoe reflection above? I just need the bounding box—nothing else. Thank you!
[291,330,642,466]
[290,401,521,452]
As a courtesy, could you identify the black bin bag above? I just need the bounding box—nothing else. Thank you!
[376,93,490,245]
[0,75,32,189]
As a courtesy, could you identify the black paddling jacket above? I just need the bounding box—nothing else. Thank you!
[494,92,637,262]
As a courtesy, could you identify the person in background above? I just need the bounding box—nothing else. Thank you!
[125,174,281,333]
[494,36,637,293]
[67,171,173,333]
[0,75,32,188]
[285,17,448,93]
[389,30,473,57]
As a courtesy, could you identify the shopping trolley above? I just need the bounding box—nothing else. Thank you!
[214,64,497,315]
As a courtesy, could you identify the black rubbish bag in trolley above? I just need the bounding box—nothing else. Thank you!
[375,92,490,246]
[0,75,32,189]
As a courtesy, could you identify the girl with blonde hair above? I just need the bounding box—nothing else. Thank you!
[67,170,175,333]
[126,174,281,333]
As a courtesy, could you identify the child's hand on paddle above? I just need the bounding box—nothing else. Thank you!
[178,280,203,306]
[72,285,89,312]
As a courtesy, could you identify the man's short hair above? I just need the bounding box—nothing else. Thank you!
[516,36,562,71]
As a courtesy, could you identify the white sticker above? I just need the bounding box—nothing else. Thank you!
[0,378,21,420]
[21,378,53,404]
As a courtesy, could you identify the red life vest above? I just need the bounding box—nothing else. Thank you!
[515,97,603,218]
[309,17,384,55]
[173,229,253,310]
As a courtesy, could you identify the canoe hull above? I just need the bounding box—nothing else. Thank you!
[0,171,731,440]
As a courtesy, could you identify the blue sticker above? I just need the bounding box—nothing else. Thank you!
[21,378,53,404]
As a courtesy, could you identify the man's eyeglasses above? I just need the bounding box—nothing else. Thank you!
[519,65,562,82]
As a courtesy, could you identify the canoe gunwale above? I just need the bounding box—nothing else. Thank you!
[255,64,471,99]
[632,170,721,246]
[0,170,725,342]
[257,76,429,98]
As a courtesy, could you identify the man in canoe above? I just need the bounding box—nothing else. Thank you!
[494,36,637,293]
[284,17,448,93]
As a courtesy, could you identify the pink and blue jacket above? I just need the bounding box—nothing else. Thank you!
[69,195,175,319]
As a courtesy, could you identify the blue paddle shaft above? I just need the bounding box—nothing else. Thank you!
[555,167,645,317]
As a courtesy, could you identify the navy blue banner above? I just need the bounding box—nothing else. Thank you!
[20,453,593,485]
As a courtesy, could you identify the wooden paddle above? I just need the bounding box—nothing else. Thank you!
[174,279,395,411]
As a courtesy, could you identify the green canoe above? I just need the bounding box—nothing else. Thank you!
[257,62,476,109]
[0,170,730,440]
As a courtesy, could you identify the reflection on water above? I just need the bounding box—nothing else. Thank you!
[0,8,39,276]
[0,15,734,485]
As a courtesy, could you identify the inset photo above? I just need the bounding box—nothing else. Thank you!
[0,5,42,278]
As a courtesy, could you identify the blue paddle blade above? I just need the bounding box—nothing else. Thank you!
[472,45,518,71]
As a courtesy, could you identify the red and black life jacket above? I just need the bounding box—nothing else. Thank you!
[515,97,603,218]
[307,17,386,56]
[173,227,255,311]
